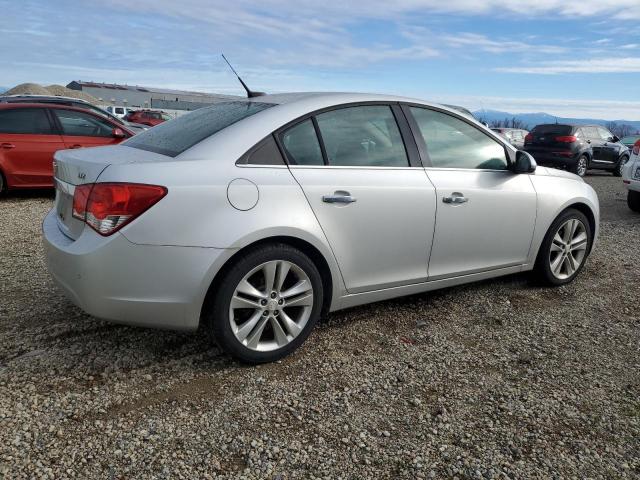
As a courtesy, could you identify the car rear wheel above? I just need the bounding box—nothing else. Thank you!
[208,243,323,363]
[534,208,592,286]
[628,190,640,212]
[572,155,588,177]
[614,155,628,177]
[0,171,5,194]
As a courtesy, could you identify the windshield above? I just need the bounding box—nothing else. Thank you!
[125,101,274,157]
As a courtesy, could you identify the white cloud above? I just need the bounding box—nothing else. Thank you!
[497,57,640,74]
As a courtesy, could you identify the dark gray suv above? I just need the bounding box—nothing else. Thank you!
[524,124,630,177]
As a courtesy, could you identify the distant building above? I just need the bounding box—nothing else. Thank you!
[66,81,241,111]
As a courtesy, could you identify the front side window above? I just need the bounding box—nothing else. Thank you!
[410,107,508,170]
[597,127,613,141]
[0,108,53,134]
[126,101,273,157]
[53,109,114,137]
[281,119,324,166]
[315,106,409,167]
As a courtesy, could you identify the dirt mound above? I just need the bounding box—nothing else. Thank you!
[3,82,100,105]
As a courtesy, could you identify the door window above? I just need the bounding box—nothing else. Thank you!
[583,127,600,140]
[409,107,508,170]
[315,106,409,167]
[597,127,613,141]
[0,108,53,134]
[53,109,114,137]
[281,119,324,166]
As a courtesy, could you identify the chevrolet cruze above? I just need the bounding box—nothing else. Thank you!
[43,93,599,363]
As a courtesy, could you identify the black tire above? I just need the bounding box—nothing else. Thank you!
[0,171,5,195]
[628,190,640,213]
[571,155,588,177]
[614,155,628,177]
[534,208,592,286]
[207,243,323,364]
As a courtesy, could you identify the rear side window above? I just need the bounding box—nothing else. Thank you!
[0,108,53,134]
[125,102,274,157]
[281,119,324,166]
[316,106,409,167]
[410,107,508,170]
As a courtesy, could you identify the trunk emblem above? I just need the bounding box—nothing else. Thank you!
[78,172,86,180]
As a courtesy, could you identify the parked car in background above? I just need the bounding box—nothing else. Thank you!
[0,103,133,192]
[43,93,598,364]
[125,109,172,127]
[524,124,629,177]
[621,134,640,150]
[491,128,529,149]
[622,139,640,211]
[105,105,129,119]
[0,95,148,134]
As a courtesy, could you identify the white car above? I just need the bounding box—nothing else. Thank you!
[105,106,129,119]
[43,92,599,363]
[622,139,640,211]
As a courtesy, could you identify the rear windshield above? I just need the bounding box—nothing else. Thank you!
[531,124,573,135]
[125,101,274,157]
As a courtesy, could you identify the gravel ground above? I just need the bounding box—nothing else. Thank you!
[1,172,639,479]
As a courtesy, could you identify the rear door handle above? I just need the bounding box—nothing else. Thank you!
[0,143,15,149]
[322,191,357,204]
[443,193,468,204]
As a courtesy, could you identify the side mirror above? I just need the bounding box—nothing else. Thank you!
[611,135,620,143]
[112,127,126,139]
[513,151,537,174]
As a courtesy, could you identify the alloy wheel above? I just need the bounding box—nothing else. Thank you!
[576,157,587,177]
[229,260,314,352]
[549,218,588,280]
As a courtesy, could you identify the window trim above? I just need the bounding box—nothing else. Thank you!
[274,101,423,169]
[401,103,515,171]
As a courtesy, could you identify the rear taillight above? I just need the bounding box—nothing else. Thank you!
[555,135,577,143]
[72,183,167,236]
[524,133,533,143]
[633,139,640,156]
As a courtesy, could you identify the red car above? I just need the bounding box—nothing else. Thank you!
[0,103,133,191]
[125,110,172,127]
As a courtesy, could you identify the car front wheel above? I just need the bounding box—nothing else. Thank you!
[535,209,592,286]
[614,156,629,177]
[208,243,323,363]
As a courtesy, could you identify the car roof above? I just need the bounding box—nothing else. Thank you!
[0,95,91,104]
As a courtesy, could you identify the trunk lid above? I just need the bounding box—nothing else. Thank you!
[53,144,168,240]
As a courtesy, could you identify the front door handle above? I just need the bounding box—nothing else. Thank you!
[322,191,357,204]
[0,143,15,149]
[443,193,468,204]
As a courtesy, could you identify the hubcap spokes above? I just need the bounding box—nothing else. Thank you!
[549,219,588,279]
[230,260,313,352]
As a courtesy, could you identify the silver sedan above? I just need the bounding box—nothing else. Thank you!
[43,93,599,363]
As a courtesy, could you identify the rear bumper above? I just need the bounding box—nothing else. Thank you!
[42,209,228,330]
[526,150,579,168]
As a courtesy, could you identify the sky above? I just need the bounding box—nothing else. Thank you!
[1,0,639,120]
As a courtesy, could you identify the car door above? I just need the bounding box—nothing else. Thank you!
[51,108,126,149]
[0,107,64,188]
[597,127,618,164]
[404,105,537,280]
[583,126,604,161]
[278,104,437,294]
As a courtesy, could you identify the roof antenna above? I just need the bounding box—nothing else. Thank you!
[221,54,265,98]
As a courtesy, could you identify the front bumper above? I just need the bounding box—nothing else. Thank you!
[42,209,227,330]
